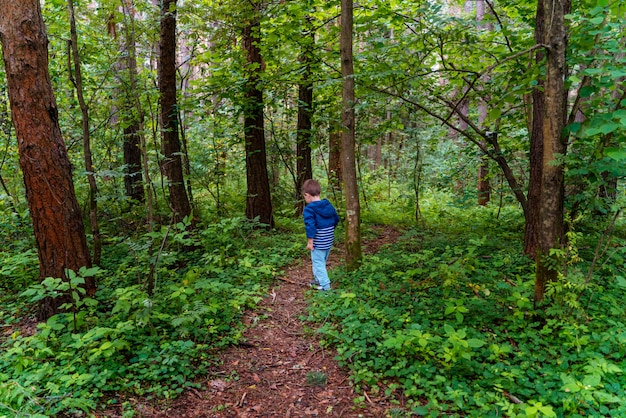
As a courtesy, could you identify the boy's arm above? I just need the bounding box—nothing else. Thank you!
[303,208,316,250]
[303,208,317,238]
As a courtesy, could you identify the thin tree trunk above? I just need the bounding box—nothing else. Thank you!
[341,0,362,270]
[524,0,546,258]
[242,5,274,228]
[476,0,490,206]
[0,0,94,320]
[295,17,314,215]
[328,129,342,196]
[120,22,145,205]
[121,0,153,227]
[68,0,101,265]
[159,0,191,223]
[535,0,570,303]
[110,2,144,204]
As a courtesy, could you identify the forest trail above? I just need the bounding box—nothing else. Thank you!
[129,228,401,418]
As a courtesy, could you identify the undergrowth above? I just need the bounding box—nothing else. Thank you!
[307,202,626,417]
[0,216,302,417]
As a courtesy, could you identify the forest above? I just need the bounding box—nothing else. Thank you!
[0,0,625,416]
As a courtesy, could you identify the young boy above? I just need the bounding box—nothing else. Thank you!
[302,179,340,291]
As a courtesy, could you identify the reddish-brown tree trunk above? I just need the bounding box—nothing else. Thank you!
[295,21,314,215]
[159,0,191,223]
[0,0,94,320]
[524,0,546,258]
[242,8,274,228]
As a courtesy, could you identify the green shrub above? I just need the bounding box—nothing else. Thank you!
[0,216,300,416]
[307,202,626,417]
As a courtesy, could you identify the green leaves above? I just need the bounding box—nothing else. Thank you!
[525,401,557,418]
[0,217,300,416]
[308,198,626,416]
[444,299,468,324]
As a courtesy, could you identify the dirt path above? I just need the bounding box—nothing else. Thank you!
[126,228,401,417]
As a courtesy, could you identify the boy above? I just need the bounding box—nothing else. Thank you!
[302,179,340,291]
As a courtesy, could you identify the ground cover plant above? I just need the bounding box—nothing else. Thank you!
[307,195,626,417]
[0,217,302,417]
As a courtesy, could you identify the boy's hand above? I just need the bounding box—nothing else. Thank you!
[307,239,314,251]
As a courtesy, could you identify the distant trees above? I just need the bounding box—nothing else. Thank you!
[0,0,94,320]
[0,0,622,307]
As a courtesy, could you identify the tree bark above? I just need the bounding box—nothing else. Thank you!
[120,0,153,228]
[159,0,191,223]
[341,0,362,270]
[0,0,94,320]
[476,0,490,206]
[114,1,145,204]
[295,18,314,216]
[242,7,274,228]
[535,0,570,302]
[328,129,342,196]
[524,0,546,258]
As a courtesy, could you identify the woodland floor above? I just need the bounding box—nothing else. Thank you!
[101,228,402,418]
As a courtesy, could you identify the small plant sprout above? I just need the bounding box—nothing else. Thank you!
[305,370,328,387]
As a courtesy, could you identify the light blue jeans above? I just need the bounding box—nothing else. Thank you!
[311,248,331,290]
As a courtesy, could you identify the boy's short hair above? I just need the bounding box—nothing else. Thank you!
[302,179,321,196]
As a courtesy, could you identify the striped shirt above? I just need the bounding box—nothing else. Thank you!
[314,226,335,250]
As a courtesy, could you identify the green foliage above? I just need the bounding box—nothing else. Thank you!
[307,198,626,417]
[0,217,300,416]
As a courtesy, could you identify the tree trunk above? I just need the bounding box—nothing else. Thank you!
[123,123,144,201]
[476,0,490,206]
[109,2,145,205]
[295,18,314,216]
[242,8,274,228]
[535,0,570,303]
[68,0,101,265]
[159,0,191,223]
[120,0,153,227]
[120,2,144,203]
[328,129,342,196]
[524,0,546,258]
[341,0,362,271]
[0,0,94,320]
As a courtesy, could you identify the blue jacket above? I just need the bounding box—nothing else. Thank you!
[303,199,340,239]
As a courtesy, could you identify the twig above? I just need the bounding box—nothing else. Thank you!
[503,391,522,404]
[276,276,306,285]
[237,392,247,407]
[363,391,374,405]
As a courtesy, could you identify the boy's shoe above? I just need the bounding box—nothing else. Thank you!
[309,280,320,288]
[313,285,330,291]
